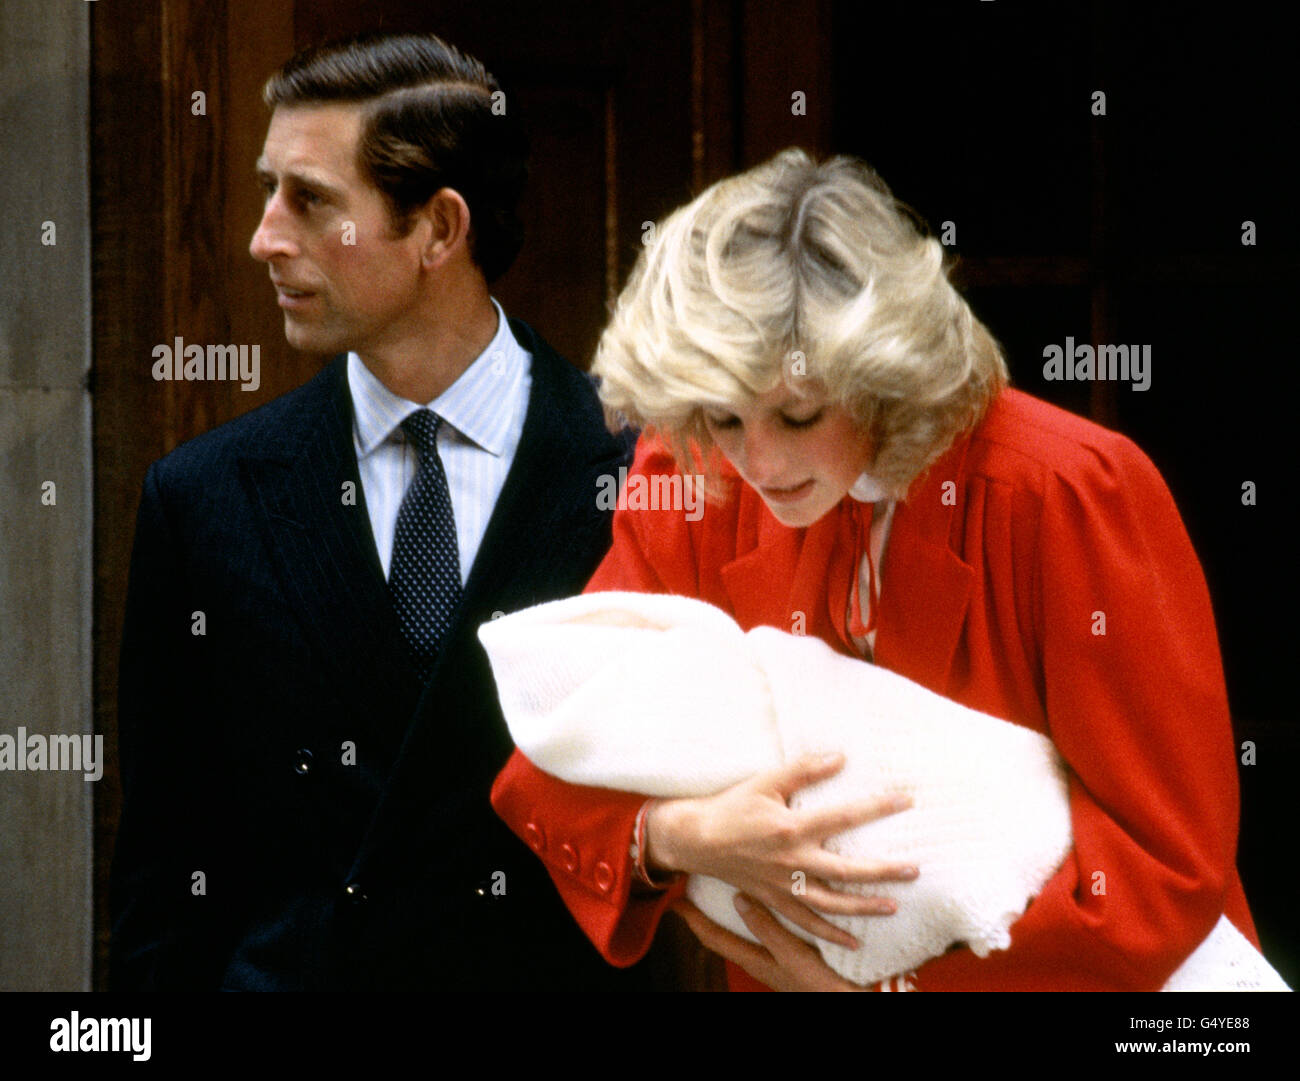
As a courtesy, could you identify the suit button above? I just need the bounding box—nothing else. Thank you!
[343,882,367,904]
[560,844,579,873]
[593,861,614,894]
[523,822,545,852]
[293,748,313,775]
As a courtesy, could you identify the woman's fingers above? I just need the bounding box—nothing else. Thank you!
[759,889,861,949]
[796,848,919,887]
[758,755,915,844]
[797,791,913,839]
[672,898,778,974]
[762,752,849,800]
[759,864,902,928]
[798,881,899,916]
[655,756,920,908]
[673,896,866,991]
[731,895,866,991]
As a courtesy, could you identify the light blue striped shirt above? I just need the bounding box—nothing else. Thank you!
[346,300,532,584]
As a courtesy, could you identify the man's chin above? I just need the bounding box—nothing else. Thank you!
[282,320,340,355]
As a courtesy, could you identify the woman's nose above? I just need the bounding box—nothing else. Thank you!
[741,425,787,486]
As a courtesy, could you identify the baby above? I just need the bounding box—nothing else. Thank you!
[480,591,1286,991]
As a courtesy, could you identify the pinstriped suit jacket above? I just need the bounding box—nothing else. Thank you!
[109,320,645,990]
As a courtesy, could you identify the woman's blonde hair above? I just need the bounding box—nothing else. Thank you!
[592,148,1009,498]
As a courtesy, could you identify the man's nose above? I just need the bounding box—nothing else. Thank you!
[249,198,294,263]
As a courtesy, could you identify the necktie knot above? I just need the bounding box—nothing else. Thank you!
[401,409,442,458]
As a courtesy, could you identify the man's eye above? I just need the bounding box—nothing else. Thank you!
[782,410,823,429]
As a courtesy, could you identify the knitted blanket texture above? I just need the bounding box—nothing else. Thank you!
[480,591,1287,991]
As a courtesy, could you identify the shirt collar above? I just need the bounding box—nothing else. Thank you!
[347,298,528,459]
[848,472,890,502]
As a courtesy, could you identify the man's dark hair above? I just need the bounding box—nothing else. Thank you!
[264,32,527,283]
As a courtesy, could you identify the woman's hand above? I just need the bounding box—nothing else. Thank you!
[673,895,868,991]
[645,752,917,949]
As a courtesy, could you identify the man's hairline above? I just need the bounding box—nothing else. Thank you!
[261,79,495,115]
[259,80,495,252]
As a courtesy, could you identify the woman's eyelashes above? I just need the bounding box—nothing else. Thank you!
[781,409,823,429]
[704,411,740,430]
[705,409,824,431]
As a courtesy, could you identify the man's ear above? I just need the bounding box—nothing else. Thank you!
[417,188,472,270]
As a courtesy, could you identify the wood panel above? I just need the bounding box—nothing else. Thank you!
[91,0,168,994]
[90,0,297,991]
[739,0,833,164]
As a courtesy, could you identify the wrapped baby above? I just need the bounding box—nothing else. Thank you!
[479,591,1286,991]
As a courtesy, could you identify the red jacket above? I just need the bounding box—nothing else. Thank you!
[491,388,1257,990]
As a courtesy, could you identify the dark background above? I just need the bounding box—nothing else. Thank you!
[90,0,1297,989]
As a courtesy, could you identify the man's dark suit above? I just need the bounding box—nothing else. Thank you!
[109,320,646,990]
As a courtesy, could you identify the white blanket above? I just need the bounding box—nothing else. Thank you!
[480,591,1288,991]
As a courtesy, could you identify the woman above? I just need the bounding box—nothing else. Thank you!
[490,149,1259,990]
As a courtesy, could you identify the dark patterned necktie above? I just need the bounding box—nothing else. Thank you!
[388,409,462,680]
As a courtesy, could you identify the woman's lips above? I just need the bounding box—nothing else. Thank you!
[760,479,814,504]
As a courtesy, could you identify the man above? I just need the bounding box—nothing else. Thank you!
[109,31,642,990]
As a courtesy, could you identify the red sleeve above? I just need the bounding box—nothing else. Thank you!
[912,434,1244,990]
[490,436,694,966]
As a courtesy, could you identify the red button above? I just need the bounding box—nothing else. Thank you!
[593,861,615,893]
[523,823,545,852]
[561,844,579,873]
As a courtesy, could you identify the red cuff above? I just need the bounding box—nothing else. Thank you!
[491,749,682,966]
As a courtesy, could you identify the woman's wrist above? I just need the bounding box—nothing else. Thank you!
[644,797,694,877]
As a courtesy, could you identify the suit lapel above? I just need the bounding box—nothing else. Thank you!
[239,357,423,745]
[454,327,610,621]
